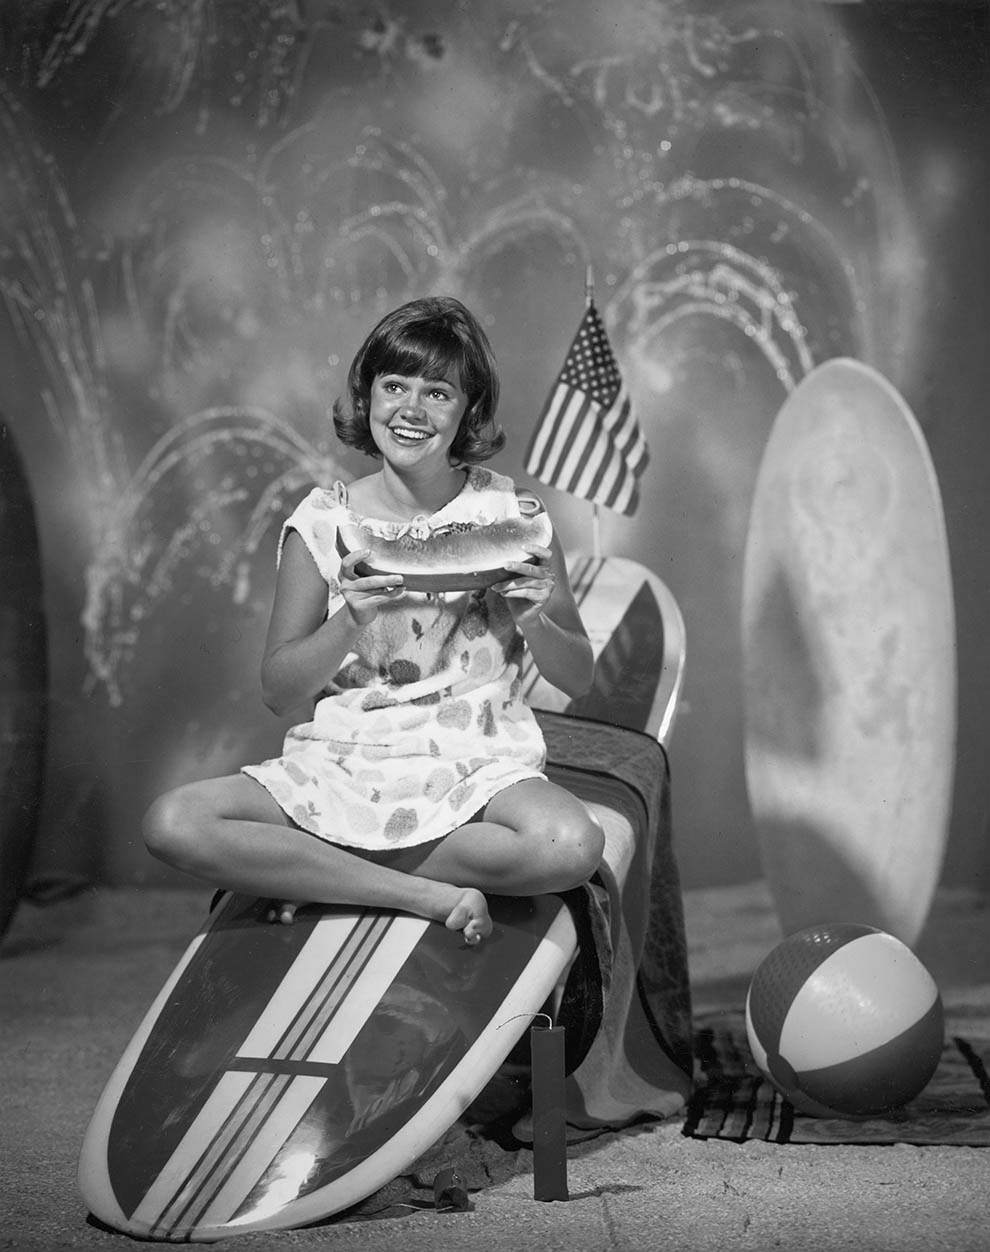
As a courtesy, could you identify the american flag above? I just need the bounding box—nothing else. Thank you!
[524,302,648,516]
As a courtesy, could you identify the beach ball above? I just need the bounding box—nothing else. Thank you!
[745,923,943,1117]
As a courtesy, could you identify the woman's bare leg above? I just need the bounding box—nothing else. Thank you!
[143,775,492,941]
[143,775,603,943]
[399,778,605,895]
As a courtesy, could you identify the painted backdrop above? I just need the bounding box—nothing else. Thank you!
[1,0,987,893]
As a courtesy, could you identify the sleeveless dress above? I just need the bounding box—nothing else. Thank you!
[242,465,548,850]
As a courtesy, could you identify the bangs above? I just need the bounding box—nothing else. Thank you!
[372,326,468,390]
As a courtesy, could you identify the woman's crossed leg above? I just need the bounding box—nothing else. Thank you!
[143,775,603,945]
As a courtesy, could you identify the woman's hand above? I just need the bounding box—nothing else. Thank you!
[339,548,405,626]
[493,545,555,628]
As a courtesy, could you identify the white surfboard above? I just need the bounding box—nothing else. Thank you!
[741,358,956,946]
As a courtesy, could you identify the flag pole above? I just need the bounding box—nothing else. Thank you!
[585,264,603,560]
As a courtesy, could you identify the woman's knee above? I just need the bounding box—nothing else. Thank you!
[543,806,605,887]
[481,780,605,889]
[142,785,211,871]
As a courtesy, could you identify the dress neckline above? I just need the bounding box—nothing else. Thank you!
[335,465,475,526]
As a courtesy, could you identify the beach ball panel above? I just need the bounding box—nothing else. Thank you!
[772,997,944,1116]
[744,997,769,1074]
[778,932,941,1070]
[746,923,876,1051]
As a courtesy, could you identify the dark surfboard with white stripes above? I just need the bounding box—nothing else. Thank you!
[78,892,575,1240]
[523,553,685,743]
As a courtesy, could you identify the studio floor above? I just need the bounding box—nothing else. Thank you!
[2,880,988,1252]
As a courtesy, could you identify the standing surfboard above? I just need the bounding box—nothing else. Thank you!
[0,421,48,938]
[78,891,576,1241]
[741,358,955,947]
[522,554,685,744]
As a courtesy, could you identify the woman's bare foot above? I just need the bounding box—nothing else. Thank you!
[267,900,301,925]
[266,885,491,944]
[444,888,492,945]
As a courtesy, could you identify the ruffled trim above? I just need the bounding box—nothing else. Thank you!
[329,466,521,540]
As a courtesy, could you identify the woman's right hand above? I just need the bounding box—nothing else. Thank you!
[339,549,405,626]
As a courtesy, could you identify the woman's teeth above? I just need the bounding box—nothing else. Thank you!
[392,427,431,442]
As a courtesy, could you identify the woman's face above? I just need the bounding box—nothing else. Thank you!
[367,370,469,470]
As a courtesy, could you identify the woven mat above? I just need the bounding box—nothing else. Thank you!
[683,1012,990,1146]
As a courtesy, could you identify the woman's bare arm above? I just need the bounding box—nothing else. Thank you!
[260,532,403,715]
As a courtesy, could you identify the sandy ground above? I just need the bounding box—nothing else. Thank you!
[2,880,988,1252]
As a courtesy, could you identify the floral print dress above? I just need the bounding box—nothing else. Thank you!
[242,466,548,850]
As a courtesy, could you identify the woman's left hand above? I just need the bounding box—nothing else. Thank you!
[493,545,555,628]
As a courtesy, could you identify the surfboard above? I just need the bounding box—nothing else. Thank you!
[741,358,955,947]
[522,554,686,744]
[78,891,576,1241]
[0,421,48,939]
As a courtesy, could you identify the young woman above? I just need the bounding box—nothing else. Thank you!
[143,296,602,943]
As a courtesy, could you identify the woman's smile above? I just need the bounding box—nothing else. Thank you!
[388,423,433,445]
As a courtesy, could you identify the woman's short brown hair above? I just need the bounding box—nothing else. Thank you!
[332,296,505,463]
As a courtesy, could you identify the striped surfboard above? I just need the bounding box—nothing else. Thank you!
[78,892,575,1241]
[523,554,685,744]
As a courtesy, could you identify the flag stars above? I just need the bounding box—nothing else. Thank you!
[562,309,623,403]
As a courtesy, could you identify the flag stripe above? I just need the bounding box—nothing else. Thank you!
[569,431,611,498]
[558,404,608,491]
[576,440,616,502]
[561,413,606,495]
[526,387,590,481]
[591,447,625,509]
[601,388,649,467]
